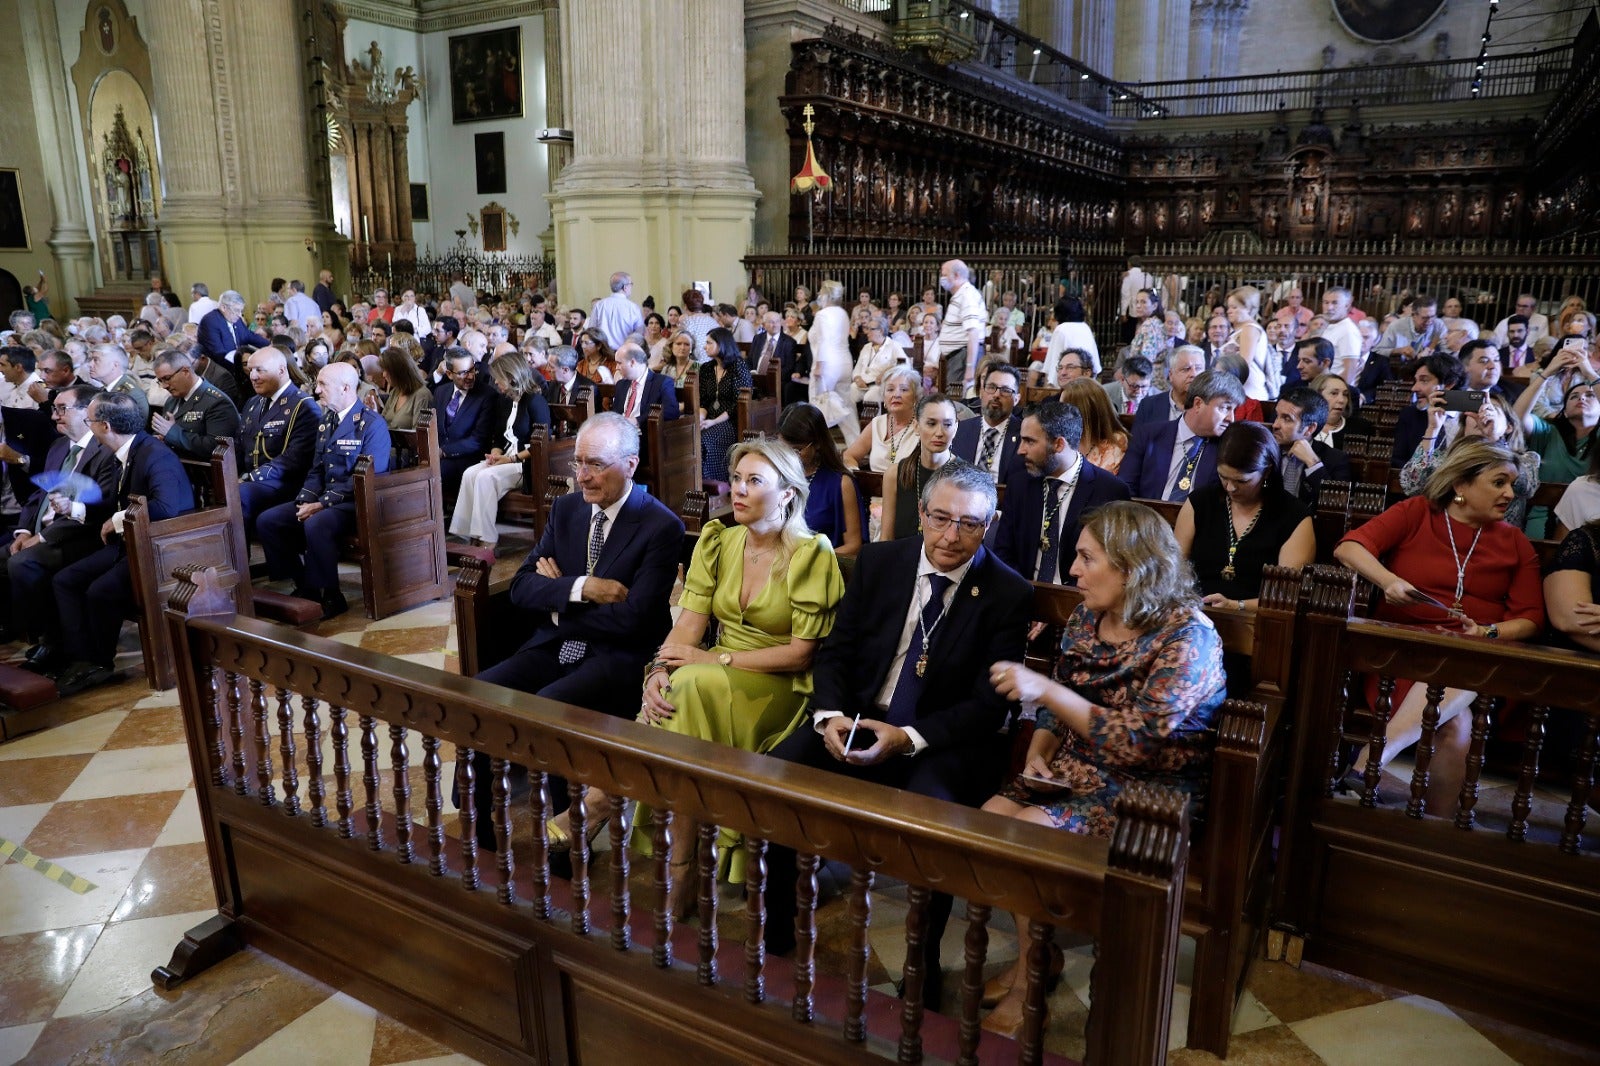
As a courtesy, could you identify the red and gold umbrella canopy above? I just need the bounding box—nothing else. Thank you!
[790,104,831,194]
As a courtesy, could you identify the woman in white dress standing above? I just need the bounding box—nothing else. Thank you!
[1225,285,1278,401]
[807,279,860,439]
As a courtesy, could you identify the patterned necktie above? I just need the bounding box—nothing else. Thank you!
[558,511,611,667]
[1283,455,1305,498]
[978,426,1001,471]
[447,390,463,419]
[1167,437,1204,502]
[1038,480,1064,583]
[886,573,953,727]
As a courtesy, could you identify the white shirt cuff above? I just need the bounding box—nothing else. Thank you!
[902,726,928,755]
[568,576,587,603]
[69,501,85,523]
[812,709,842,733]
[111,509,127,534]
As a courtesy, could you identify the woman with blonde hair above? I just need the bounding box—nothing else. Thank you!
[1058,377,1129,473]
[1225,284,1277,401]
[843,364,921,472]
[659,330,697,388]
[979,500,1226,1035]
[1399,391,1541,528]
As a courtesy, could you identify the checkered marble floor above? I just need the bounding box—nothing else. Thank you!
[1,537,1595,1064]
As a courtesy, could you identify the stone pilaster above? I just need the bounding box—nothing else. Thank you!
[17,0,97,313]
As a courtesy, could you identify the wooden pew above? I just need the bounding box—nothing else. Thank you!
[735,387,779,441]
[1271,564,1600,1046]
[638,405,700,514]
[346,410,449,619]
[1021,384,1058,408]
[167,601,1192,1066]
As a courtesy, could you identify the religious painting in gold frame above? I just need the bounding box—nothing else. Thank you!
[0,170,31,251]
[480,206,507,252]
[448,27,523,124]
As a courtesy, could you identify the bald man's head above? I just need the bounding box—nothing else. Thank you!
[248,347,290,397]
[316,360,360,410]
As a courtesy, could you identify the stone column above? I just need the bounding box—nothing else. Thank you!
[16,0,97,313]
[551,0,757,306]
[538,0,567,258]
[1113,0,1163,83]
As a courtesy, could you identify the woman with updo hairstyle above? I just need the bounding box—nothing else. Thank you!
[778,402,865,557]
[1335,439,1544,815]
[698,326,753,482]
[978,500,1226,1035]
[1225,284,1278,401]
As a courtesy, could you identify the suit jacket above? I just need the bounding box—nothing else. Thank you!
[237,384,322,486]
[118,432,196,522]
[506,483,684,655]
[811,539,1030,751]
[1102,380,1143,416]
[295,404,391,507]
[994,461,1131,581]
[545,374,596,409]
[160,379,242,461]
[488,389,552,454]
[431,379,496,459]
[747,329,797,380]
[1355,352,1394,406]
[1133,390,1183,430]
[610,371,681,432]
[19,435,119,548]
[950,413,1026,481]
[311,282,336,314]
[1287,439,1352,506]
[197,308,270,365]
[1120,417,1220,500]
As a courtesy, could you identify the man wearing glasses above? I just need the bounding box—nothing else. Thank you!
[761,461,1032,1010]
[432,347,496,506]
[462,412,684,854]
[951,360,1025,480]
[149,351,241,462]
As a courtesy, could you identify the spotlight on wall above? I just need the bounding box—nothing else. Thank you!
[536,128,574,145]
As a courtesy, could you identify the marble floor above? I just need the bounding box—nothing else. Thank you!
[1,538,1597,1065]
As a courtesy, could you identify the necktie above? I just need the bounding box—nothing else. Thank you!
[624,381,639,419]
[757,336,776,374]
[1126,398,1136,415]
[1283,455,1305,498]
[37,443,84,533]
[978,427,1001,472]
[886,573,954,727]
[447,390,463,419]
[558,511,610,666]
[1167,438,1203,502]
[1038,480,1064,583]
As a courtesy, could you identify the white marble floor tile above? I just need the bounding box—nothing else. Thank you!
[365,601,456,631]
[389,1056,485,1066]
[0,803,54,851]
[227,991,378,1066]
[52,908,215,1018]
[152,789,205,847]
[134,688,182,709]
[0,712,129,762]
[0,1022,46,1066]
[395,652,449,671]
[57,744,193,802]
[0,847,148,937]
[1290,993,1519,1065]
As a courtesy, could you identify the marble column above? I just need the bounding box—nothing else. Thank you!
[551,0,757,306]
[538,0,566,258]
[16,0,96,313]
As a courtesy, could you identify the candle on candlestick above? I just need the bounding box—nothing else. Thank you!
[361,214,370,244]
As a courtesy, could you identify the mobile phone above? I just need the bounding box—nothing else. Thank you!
[1406,587,1462,615]
[1441,389,1486,414]
[842,713,863,754]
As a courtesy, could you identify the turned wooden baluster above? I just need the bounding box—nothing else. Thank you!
[1406,683,1447,818]
[1018,921,1054,1066]
[1361,675,1395,807]
[569,782,591,935]
[1509,706,1548,843]
[250,678,275,807]
[456,750,479,890]
[331,706,354,838]
[697,823,719,986]
[303,695,326,828]
[1325,667,1355,797]
[390,725,414,863]
[653,809,674,968]
[275,688,300,816]
[530,772,551,920]
[491,757,515,904]
[744,838,767,1005]
[956,903,992,1066]
[227,671,247,796]
[898,884,931,1062]
[609,795,631,950]
[202,667,225,788]
[1455,693,1495,829]
[1560,716,1599,855]
[422,735,445,875]
[844,868,875,1042]
[793,852,820,1023]
[360,715,383,850]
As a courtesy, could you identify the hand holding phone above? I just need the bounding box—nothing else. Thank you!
[1441,389,1487,414]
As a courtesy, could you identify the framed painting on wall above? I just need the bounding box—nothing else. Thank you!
[0,170,31,251]
[474,133,506,195]
[481,206,507,253]
[410,183,430,222]
[448,27,523,124]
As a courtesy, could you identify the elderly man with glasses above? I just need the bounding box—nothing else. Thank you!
[150,350,241,462]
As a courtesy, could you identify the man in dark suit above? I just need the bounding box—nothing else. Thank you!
[466,412,685,851]
[749,311,795,383]
[197,290,270,398]
[995,400,1130,583]
[236,348,322,539]
[950,361,1026,481]
[432,347,497,504]
[6,385,119,657]
[611,341,680,433]
[1199,314,1230,364]
[311,269,337,315]
[1120,369,1243,501]
[257,363,390,619]
[51,391,196,694]
[1462,338,1522,403]
[1133,345,1206,429]
[1270,386,1352,506]
[423,315,458,376]
[543,345,595,408]
[150,350,241,462]
[763,462,1032,1008]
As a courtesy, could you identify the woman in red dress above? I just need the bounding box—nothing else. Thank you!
[1334,439,1544,815]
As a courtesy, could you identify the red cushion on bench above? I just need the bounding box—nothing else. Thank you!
[0,663,58,710]
[252,591,324,626]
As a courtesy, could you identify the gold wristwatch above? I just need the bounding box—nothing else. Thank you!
[717,652,733,666]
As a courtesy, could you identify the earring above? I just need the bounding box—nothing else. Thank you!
[1453,494,1465,505]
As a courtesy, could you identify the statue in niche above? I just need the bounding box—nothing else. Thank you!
[1438,194,1457,229]
[1128,201,1144,231]
[1200,193,1216,223]
[1177,198,1193,231]
[1466,192,1488,234]
[1299,181,1320,223]
[1154,201,1169,233]
[851,146,868,214]
[1499,192,1519,228]
[1333,198,1353,235]
[1225,187,1241,217]
[1406,201,1426,235]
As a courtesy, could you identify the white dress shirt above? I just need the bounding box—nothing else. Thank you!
[1031,456,1083,584]
[1162,419,1201,500]
[561,488,630,614]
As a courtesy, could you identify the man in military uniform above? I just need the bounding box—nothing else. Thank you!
[150,350,241,462]
[85,343,151,427]
[235,348,321,539]
[256,362,389,619]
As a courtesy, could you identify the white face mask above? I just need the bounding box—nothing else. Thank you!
[938,277,954,293]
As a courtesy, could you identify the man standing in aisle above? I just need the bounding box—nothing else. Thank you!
[936,260,987,399]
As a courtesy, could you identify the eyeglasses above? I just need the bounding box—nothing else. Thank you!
[50,404,85,414]
[981,384,1018,396]
[154,370,186,386]
[570,457,620,477]
[921,510,987,537]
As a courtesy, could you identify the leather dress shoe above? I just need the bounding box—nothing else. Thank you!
[319,589,349,620]
[289,585,316,601]
[21,645,68,675]
[55,662,115,696]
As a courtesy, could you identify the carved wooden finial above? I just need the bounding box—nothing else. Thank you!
[1108,784,1189,881]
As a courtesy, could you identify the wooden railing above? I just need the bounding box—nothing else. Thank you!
[160,597,1191,1065]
